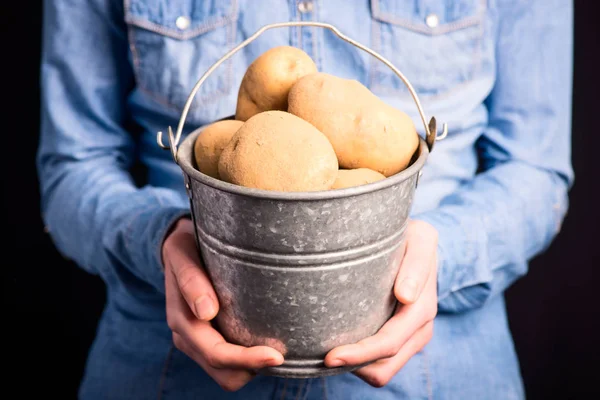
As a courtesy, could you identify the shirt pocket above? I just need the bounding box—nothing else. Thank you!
[369,0,486,98]
[124,0,238,116]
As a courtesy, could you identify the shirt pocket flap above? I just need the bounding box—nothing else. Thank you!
[371,0,484,36]
[125,0,237,40]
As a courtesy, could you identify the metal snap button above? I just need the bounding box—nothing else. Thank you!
[176,16,191,30]
[425,13,439,28]
[298,1,314,13]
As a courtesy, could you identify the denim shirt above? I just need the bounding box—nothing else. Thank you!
[37,1,573,399]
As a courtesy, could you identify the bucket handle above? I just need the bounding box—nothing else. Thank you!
[157,21,448,162]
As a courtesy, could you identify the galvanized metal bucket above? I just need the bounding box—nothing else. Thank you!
[157,21,447,379]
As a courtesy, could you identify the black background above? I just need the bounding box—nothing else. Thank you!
[3,2,599,399]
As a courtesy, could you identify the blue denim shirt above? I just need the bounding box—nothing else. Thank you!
[37,1,573,399]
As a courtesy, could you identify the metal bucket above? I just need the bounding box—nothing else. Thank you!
[157,22,447,379]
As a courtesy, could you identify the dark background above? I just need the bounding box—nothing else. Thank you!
[3,2,599,399]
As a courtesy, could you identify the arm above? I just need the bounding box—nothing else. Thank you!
[323,1,574,385]
[414,0,574,313]
[38,3,286,389]
[37,0,189,293]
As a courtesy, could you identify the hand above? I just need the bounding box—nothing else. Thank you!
[324,219,438,387]
[162,218,284,392]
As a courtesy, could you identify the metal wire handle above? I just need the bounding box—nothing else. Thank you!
[157,21,448,162]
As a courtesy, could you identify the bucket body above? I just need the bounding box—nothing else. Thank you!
[176,127,428,378]
[157,20,444,379]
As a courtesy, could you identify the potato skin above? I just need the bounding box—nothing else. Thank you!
[194,120,244,179]
[331,168,386,190]
[235,46,317,121]
[218,111,338,192]
[288,72,419,177]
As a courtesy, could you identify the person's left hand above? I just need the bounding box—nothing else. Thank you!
[324,219,439,387]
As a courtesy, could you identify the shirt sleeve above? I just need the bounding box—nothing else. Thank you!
[37,0,190,294]
[413,0,574,313]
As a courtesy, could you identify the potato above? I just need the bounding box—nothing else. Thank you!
[288,72,419,177]
[331,168,386,190]
[218,111,338,192]
[235,46,317,121]
[194,119,244,179]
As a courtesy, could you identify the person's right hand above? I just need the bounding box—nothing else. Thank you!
[162,217,285,392]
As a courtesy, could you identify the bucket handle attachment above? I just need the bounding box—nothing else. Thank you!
[157,21,448,162]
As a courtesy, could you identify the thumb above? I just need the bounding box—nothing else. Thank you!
[164,220,219,321]
[394,220,438,304]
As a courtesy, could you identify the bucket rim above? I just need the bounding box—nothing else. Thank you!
[177,124,429,201]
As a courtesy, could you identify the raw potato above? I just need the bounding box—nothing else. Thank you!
[288,72,419,177]
[218,111,338,192]
[235,46,317,121]
[194,119,244,179]
[331,168,386,190]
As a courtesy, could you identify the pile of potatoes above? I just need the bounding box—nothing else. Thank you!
[193,46,419,192]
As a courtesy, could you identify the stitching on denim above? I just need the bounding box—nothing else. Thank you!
[128,24,184,111]
[123,0,237,111]
[312,0,320,70]
[225,11,235,98]
[371,0,483,36]
[296,0,303,50]
[125,15,234,41]
[124,0,238,41]
[421,350,433,400]
[369,0,488,100]
[294,379,307,400]
[373,74,480,101]
[279,379,289,400]
[321,377,328,400]
[157,344,175,400]
[125,0,141,92]
[376,14,482,36]
[301,379,313,400]
[369,15,380,90]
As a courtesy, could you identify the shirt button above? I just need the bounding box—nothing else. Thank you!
[297,1,314,13]
[425,13,439,28]
[176,16,191,30]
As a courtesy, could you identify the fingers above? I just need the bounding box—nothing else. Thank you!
[394,220,438,304]
[175,261,218,321]
[354,321,434,388]
[164,225,219,321]
[325,257,437,369]
[165,260,196,330]
[163,219,284,392]
[324,304,423,367]
[167,268,284,370]
[183,323,285,370]
[172,321,283,382]
[168,272,283,370]
[173,332,256,392]
[168,277,283,391]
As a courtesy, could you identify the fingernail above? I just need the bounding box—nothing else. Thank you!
[399,278,418,302]
[264,356,282,366]
[195,296,215,320]
[328,359,345,368]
